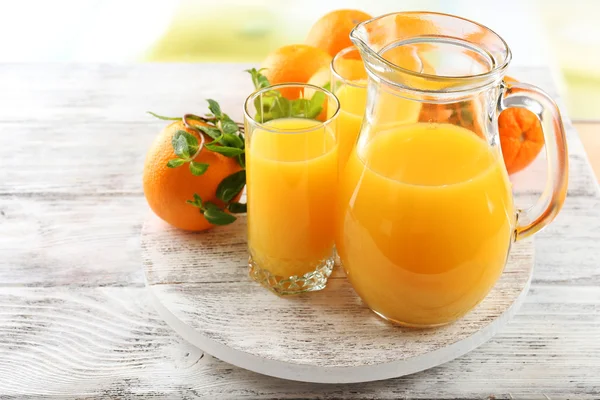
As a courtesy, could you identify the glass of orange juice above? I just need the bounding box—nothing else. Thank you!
[244,83,340,295]
[330,46,422,174]
[328,47,368,174]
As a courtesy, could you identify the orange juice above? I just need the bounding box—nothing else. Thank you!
[330,81,421,173]
[329,82,366,174]
[336,122,515,326]
[247,118,338,277]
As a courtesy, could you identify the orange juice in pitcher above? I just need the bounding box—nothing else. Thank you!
[337,123,515,326]
[336,12,568,326]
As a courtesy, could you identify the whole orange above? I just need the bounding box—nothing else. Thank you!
[261,44,332,99]
[498,80,544,174]
[143,120,243,231]
[305,9,372,57]
[497,76,545,174]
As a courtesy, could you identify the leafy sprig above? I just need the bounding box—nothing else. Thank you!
[246,68,326,123]
[166,130,208,176]
[146,110,244,131]
[147,68,326,228]
[185,170,247,226]
[247,67,270,90]
[186,194,238,226]
[150,100,246,170]
[217,170,246,203]
[148,98,247,226]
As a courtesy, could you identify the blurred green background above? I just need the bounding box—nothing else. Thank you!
[1,0,598,119]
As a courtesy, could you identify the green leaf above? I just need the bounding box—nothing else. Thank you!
[203,202,237,225]
[184,114,208,123]
[254,95,274,121]
[222,113,236,124]
[307,91,326,119]
[186,193,203,209]
[184,132,200,156]
[256,89,325,123]
[172,133,190,159]
[237,153,246,168]
[207,99,222,118]
[197,125,222,140]
[228,202,247,214]
[291,98,311,118]
[221,120,239,135]
[205,142,244,157]
[189,161,209,176]
[246,68,270,90]
[271,96,291,118]
[167,158,186,168]
[255,94,292,123]
[203,201,220,211]
[322,82,331,91]
[255,112,273,123]
[147,111,181,121]
[172,130,199,159]
[222,133,244,149]
[217,170,246,203]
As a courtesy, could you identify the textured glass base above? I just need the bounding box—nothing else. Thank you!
[248,255,334,295]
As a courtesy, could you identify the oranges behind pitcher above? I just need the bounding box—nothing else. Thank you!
[260,10,370,100]
[305,9,372,57]
[260,10,543,175]
[146,9,546,234]
[261,44,331,99]
[498,77,545,174]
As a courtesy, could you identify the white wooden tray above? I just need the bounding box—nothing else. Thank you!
[141,213,534,384]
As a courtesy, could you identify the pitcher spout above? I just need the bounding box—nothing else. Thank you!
[349,11,511,93]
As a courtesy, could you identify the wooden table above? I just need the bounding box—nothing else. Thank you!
[575,122,600,183]
[1,64,599,399]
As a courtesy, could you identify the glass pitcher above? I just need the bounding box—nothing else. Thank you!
[335,12,569,327]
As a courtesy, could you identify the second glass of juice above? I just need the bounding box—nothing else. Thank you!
[330,46,422,173]
[244,83,340,295]
[329,47,368,174]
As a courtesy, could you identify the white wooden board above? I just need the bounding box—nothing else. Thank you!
[142,213,535,383]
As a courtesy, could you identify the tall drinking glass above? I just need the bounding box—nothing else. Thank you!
[330,46,422,174]
[329,47,368,174]
[244,83,340,295]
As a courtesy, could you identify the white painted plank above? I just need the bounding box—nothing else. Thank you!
[0,64,571,125]
[0,65,596,199]
[0,64,254,124]
[0,196,146,287]
[0,195,597,287]
[0,121,595,197]
[0,287,598,398]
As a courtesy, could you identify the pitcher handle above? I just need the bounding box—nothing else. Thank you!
[498,80,569,241]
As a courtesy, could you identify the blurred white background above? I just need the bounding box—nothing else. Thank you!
[0,0,598,118]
